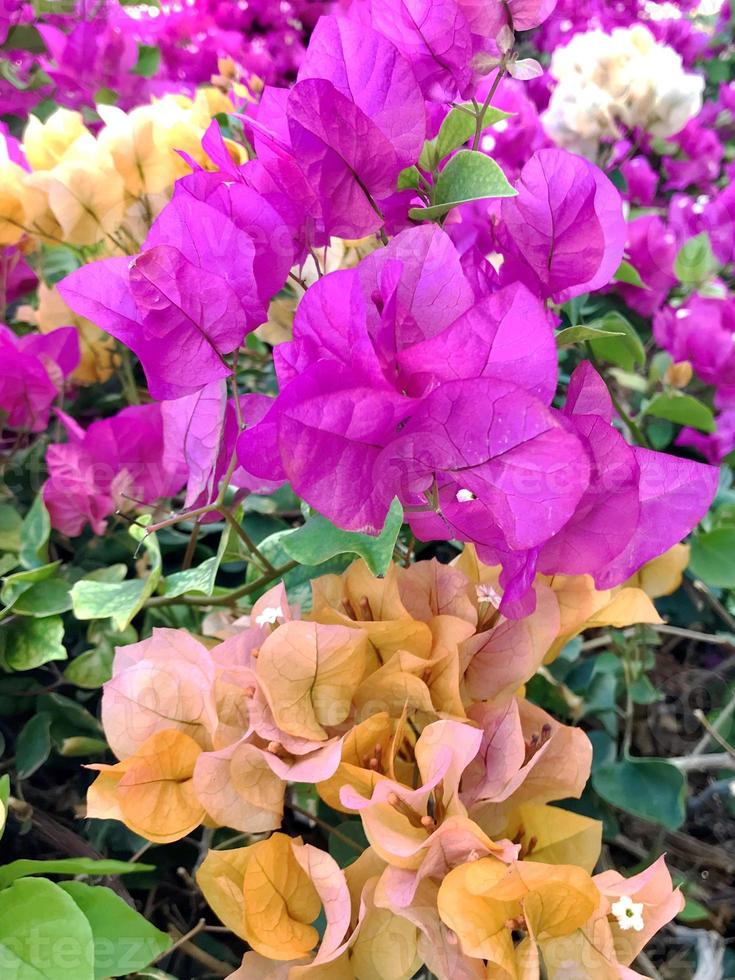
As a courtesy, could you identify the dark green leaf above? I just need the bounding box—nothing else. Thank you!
[327,820,368,868]
[587,312,646,370]
[246,530,350,609]
[16,712,53,778]
[63,648,114,689]
[689,527,735,588]
[11,578,73,617]
[0,505,22,552]
[409,150,516,221]
[19,495,50,570]
[643,392,715,433]
[131,44,161,78]
[592,758,686,829]
[283,500,403,577]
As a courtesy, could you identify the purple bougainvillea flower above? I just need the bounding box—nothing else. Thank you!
[536,363,718,585]
[237,223,716,616]
[161,385,282,514]
[364,0,474,102]
[654,295,735,388]
[58,187,292,400]
[498,148,625,303]
[247,15,426,239]
[0,325,79,434]
[678,410,735,465]
[617,215,679,317]
[44,404,186,537]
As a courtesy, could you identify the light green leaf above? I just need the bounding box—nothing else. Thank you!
[16,712,53,778]
[70,520,161,630]
[0,505,22,553]
[0,877,95,979]
[58,882,172,978]
[614,260,647,288]
[282,500,403,577]
[409,150,516,221]
[19,495,51,570]
[643,392,715,433]
[58,736,109,757]
[420,104,513,170]
[592,757,686,829]
[689,527,735,588]
[0,615,67,671]
[556,324,625,348]
[587,311,646,370]
[1,561,62,611]
[63,648,113,689]
[397,165,420,190]
[0,858,155,890]
[674,232,716,285]
[163,556,219,599]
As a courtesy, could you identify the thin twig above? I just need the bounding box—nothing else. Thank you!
[472,67,506,150]
[692,708,735,761]
[668,752,734,772]
[145,560,298,609]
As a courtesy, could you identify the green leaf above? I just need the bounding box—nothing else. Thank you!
[643,392,715,433]
[409,150,516,221]
[614,260,646,288]
[328,820,369,868]
[58,882,172,978]
[11,578,73,617]
[592,758,686,829]
[58,736,108,757]
[163,556,219,599]
[397,165,420,190]
[282,500,403,577]
[587,312,646,371]
[0,505,22,552]
[70,521,161,630]
[63,647,114,689]
[0,615,67,671]
[556,324,625,348]
[689,527,735,587]
[39,244,82,285]
[19,495,50,570]
[246,530,350,609]
[420,104,513,169]
[0,877,95,979]
[629,675,662,705]
[131,43,161,78]
[1,561,62,610]
[16,711,53,778]
[674,232,716,285]
[0,858,154,890]
[2,23,47,53]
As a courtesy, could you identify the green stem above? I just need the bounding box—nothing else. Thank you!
[118,347,140,405]
[145,559,298,609]
[472,67,506,151]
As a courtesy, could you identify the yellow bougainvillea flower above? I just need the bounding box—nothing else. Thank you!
[0,161,28,246]
[97,103,183,198]
[437,857,601,973]
[86,728,205,844]
[255,620,369,740]
[23,108,88,171]
[503,803,602,873]
[32,283,119,385]
[198,834,352,963]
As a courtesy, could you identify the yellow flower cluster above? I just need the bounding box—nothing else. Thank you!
[1,90,241,250]
[4,89,245,383]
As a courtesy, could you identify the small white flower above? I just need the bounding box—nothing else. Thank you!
[611,895,645,932]
[456,488,476,503]
[476,583,502,609]
[255,605,284,627]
